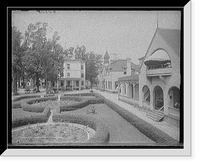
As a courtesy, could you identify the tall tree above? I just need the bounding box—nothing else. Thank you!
[12,26,24,95]
[85,51,102,87]
[22,22,50,92]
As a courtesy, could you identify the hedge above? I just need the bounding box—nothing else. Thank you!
[12,95,41,109]
[60,97,104,112]
[21,96,58,113]
[96,93,180,145]
[63,93,96,97]
[53,113,109,144]
[12,106,51,128]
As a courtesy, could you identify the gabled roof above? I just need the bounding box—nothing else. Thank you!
[139,28,180,71]
[106,59,139,72]
[158,28,180,55]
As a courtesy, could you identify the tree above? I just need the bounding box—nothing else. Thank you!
[22,22,51,92]
[85,51,102,87]
[12,26,24,95]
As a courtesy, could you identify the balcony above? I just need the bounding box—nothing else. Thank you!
[146,67,172,77]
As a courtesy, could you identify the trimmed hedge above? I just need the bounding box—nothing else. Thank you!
[60,96,104,112]
[21,96,58,113]
[97,93,180,145]
[63,93,95,97]
[53,113,109,144]
[12,95,41,109]
[12,106,51,128]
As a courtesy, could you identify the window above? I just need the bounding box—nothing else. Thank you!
[81,81,84,86]
[81,73,84,78]
[67,64,70,69]
[76,81,79,87]
[67,73,70,77]
[124,71,126,75]
[81,65,84,70]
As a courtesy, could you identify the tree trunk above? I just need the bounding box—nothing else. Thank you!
[22,75,26,88]
[13,74,18,95]
[35,74,40,92]
[45,78,49,94]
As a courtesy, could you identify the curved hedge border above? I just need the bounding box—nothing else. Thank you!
[21,96,58,113]
[12,95,41,109]
[53,113,109,144]
[59,96,104,112]
[12,106,51,128]
[101,95,180,145]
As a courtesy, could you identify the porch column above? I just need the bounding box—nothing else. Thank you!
[72,80,74,90]
[64,80,66,89]
[139,83,143,107]
[164,88,169,115]
[150,87,154,110]
[79,80,81,90]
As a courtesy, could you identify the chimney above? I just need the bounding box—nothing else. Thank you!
[126,58,131,76]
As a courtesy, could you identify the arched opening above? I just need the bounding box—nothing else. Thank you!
[142,85,150,104]
[128,83,134,98]
[168,87,180,109]
[134,83,139,100]
[153,86,164,110]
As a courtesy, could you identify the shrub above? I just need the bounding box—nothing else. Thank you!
[12,95,41,109]
[103,98,179,144]
[21,96,58,113]
[12,106,51,128]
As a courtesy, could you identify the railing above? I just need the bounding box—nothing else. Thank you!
[158,106,164,112]
[146,67,172,77]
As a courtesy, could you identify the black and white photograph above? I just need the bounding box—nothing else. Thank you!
[4,3,192,157]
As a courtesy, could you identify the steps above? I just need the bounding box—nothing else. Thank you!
[146,109,165,122]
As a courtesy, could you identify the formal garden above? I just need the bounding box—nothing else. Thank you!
[11,92,180,146]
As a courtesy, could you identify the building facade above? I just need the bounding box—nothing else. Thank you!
[98,51,139,93]
[118,28,181,128]
[57,57,86,90]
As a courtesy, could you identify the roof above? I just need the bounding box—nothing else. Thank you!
[157,28,180,55]
[118,74,139,82]
[63,57,85,63]
[104,50,110,59]
[106,59,140,72]
[139,28,180,71]
[144,49,171,66]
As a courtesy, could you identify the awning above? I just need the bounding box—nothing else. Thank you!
[144,49,171,66]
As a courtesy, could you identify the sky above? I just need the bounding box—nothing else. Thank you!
[12,10,181,64]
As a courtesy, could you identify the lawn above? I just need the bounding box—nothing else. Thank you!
[58,104,155,145]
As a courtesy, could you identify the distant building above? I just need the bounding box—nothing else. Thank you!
[98,51,139,93]
[57,57,86,90]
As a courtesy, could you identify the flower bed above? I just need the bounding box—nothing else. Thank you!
[21,96,58,113]
[53,113,109,144]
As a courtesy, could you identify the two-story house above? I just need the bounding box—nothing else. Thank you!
[57,57,86,90]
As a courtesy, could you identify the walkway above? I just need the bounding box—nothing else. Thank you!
[94,89,180,141]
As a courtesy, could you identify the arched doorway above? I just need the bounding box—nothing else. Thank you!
[168,87,180,109]
[142,85,150,104]
[153,86,164,110]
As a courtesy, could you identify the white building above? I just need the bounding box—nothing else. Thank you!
[57,57,86,90]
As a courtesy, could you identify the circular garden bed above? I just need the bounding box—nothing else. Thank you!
[12,122,96,144]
